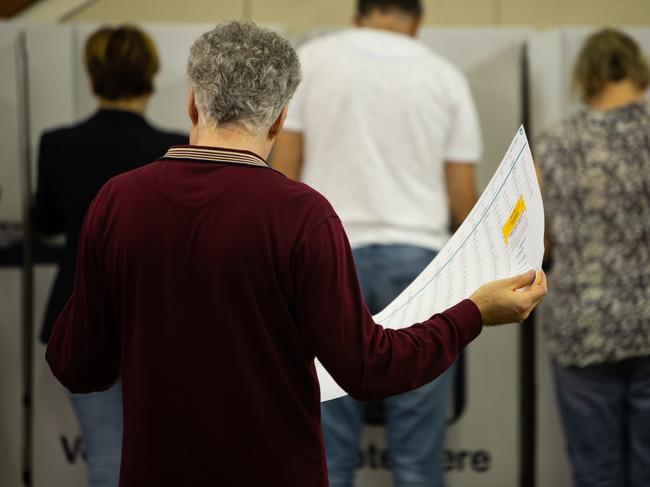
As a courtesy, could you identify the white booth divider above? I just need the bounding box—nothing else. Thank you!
[0,26,25,223]
[24,24,86,487]
[0,261,23,487]
[528,27,650,487]
[0,23,26,487]
[25,26,77,189]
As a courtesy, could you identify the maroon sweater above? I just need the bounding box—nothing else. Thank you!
[46,145,483,487]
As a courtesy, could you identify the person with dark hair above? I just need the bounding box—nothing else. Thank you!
[84,25,160,101]
[45,21,545,487]
[272,1,481,486]
[33,25,186,487]
[536,28,650,487]
[356,0,423,16]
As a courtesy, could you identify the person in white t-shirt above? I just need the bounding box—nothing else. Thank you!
[272,1,482,486]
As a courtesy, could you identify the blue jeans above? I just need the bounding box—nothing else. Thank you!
[322,244,454,487]
[68,381,123,487]
[552,357,650,487]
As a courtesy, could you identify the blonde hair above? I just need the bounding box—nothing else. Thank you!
[574,28,650,100]
[85,25,159,100]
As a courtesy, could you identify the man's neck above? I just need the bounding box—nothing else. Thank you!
[588,79,645,112]
[355,9,420,37]
[191,123,272,160]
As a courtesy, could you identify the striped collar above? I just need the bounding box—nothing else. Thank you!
[163,145,269,168]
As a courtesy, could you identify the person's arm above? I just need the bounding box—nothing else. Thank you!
[293,212,546,401]
[271,131,304,180]
[445,162,477,231]
[443,72,482,230]
[32,133,64,235]
[46,190,120,393]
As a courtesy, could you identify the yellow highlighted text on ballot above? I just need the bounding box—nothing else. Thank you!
[502,195,526,245]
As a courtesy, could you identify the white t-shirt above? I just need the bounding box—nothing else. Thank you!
[284,28,482,251]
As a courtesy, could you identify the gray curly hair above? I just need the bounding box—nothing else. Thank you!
[187,22,302,132]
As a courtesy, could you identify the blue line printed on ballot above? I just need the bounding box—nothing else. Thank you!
[379,141,529,323]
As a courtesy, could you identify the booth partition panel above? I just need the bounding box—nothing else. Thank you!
[0,23,27,487]
[25,25,88,487]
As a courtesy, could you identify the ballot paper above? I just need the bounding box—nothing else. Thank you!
[317,125,545,402]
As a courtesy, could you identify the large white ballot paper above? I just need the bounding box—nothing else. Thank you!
[318,126,545,402]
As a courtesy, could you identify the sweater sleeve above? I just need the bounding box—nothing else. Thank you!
[45,190,121,393]
[293,215,482,401]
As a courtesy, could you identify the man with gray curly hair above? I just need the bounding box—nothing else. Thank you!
[187,22,301,133]
[46,21,545,487]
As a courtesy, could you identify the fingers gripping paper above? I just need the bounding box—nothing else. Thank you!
[317,126,545,402]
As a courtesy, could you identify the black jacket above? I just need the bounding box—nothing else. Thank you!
[32,109,187,342]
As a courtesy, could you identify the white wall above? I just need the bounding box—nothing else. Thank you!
[0,25,25,223]
[14,0,650,31]
[22,26,81,486]
[0,267,23,487]
[0,24,26,487]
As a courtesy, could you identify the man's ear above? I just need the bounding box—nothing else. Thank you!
[188,86,199,126]
[268,106,289,140]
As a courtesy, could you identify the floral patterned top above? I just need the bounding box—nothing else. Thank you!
[536,100,650,367]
